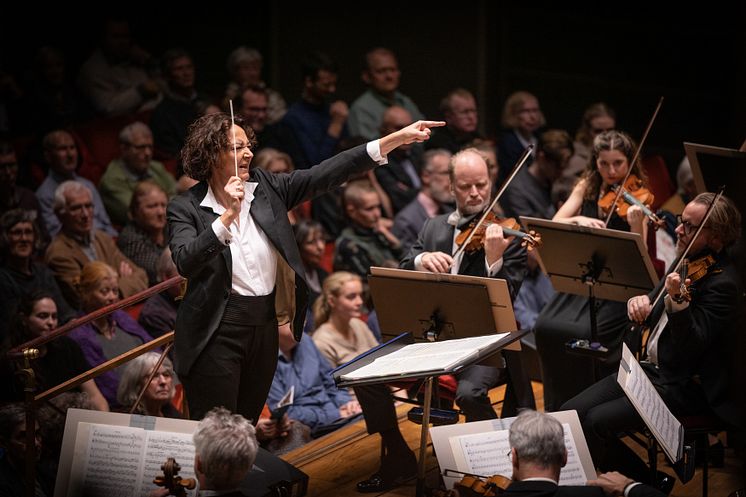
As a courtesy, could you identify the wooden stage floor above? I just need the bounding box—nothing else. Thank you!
[280,382,745,497]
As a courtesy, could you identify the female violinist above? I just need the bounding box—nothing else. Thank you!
[534,130,651,411]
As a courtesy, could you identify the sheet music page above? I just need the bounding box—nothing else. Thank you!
[139,431,197,497]
[72,423,146,497]
[449,423,588,486]
[341,334,509,380]
[617,343,682,462]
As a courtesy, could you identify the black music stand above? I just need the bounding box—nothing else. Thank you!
[519,217,658,376]
[333,269,521,497]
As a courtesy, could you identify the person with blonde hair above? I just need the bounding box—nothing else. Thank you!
[312,271,417,493]
[497,91,546,184]
[67,261,153,406]
[117,351,180,417]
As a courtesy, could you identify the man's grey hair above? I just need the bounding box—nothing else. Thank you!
[193,407,258,491]
[509,410,566,468]
[420,148,452,175]
[119,121,152,144]
[53,180,92,214]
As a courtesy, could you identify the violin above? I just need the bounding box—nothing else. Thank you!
[153,458,196,497]
[453,473,511,496]
[597,174,663,228]
[677,253,718,302]
[455,212,542,253]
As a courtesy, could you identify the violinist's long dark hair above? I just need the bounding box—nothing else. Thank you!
[581,130,647,201]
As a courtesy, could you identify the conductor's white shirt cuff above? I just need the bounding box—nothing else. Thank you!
[211,218,232,245]
[368,140,388,165]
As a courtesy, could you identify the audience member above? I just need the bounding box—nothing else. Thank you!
[253,148,308,224]
[348,47,423,140]
[498,91,546,184]
[311,271,417,492]
[223,46,286,124]
[502,410,665,496]
[138,248,180,338]
[116,181,169,285]
[255,403,311,456]
[117,351,181,417]
[77,19,162,116]
[0,291,109,411]
[501,129,573,220]
[269,323,360,437]
[392,148,454,252]
[36,129,116,237]
[45,181,148,308]
[277,51,348,170]
[0,209,75,331]
[238,85,271,149]
[0,403,54,497]
[469,138,500,190]
[374,106,421,213]
[99,121,176,226]
[293,219,329,321]
[149,48,210,161]
[182,407,257,497]
[426,88,482,153]
[67,261,153,407]
[0,140,43,223]
[565,102,616,179]
[334,180,402,278]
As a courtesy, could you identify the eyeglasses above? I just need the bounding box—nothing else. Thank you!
[676,214,703,235]
[8,227,34,238]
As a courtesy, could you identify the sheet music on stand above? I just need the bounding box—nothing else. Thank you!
[617,343,683,463]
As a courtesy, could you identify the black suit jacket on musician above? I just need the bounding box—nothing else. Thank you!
[399,213,527,300]
[643,250,743,427]
[167,144,377,376]
[502,480,664,497]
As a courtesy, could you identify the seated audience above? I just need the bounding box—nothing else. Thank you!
[45,181,148,308]
[426,88,482,154]
[374,106,421,213]
[497,91,546,184]
[67,261,153,407]
[116,180,169,285]
[0,290,108,411]
[36,129,116,237]
[565,102,616,179]
[334,181,402,279]
[392,148,453,252]
[255,404,311,457]
[99,121,176,226]
[293,220,329,328]
[312,271,417,493]
[0,209,75,332]
[223,46,286,124]
[0,140,43,225]
[0,403,54,497]
[502,409,665,496]
[138,248,180,338]
[117,351,181,417]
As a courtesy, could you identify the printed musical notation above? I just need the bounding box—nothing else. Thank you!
[452,423,587,486]
[69,423,197,497]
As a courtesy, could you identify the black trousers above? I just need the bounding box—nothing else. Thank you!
[562,370,710,483]
[181,293,278,422]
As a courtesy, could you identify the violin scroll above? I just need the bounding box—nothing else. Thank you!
[153,458,197,497]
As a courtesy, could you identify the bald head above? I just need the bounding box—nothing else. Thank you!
[449,149,491,215]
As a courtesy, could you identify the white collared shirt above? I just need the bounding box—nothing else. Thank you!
[200,140,388,296]
[202,181,277,296]
[414,210,504,275]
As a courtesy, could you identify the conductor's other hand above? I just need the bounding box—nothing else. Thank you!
[627,294,652,323]
[421,251,453,274]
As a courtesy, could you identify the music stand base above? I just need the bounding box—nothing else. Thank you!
[565,339,611,359]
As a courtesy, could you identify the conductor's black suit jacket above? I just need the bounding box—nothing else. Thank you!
[167,145,377,376]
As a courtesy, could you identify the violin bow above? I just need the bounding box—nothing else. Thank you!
[452,145,533,262]
[603,96,664,227]
[647,186,724,311]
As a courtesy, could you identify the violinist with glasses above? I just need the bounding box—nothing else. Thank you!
[562,193,743,493]
[400,148,530,421]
